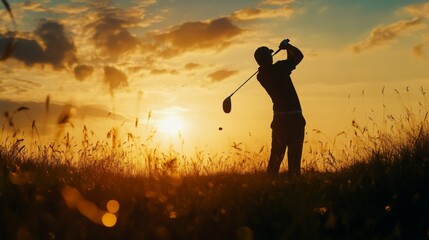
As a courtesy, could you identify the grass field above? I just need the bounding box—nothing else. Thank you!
[1,100,429,240]
[1,1,429,239]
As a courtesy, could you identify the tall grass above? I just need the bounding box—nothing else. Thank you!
[1,87,428,176]
[1,88,429,239]
[2,2,426,237]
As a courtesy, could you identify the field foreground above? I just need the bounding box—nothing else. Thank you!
[1,133,429,240]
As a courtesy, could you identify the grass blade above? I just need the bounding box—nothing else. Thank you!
[1,0,14,20]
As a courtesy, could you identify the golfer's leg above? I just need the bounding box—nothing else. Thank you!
[267,130,286,175]
[287,126,305,175]
[287,142,303,175]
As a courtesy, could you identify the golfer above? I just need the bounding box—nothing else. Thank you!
[254,39,306,176]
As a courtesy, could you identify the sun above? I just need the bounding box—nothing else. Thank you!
[157,115,184,134]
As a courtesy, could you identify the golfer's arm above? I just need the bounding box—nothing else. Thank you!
[286,44,304,65]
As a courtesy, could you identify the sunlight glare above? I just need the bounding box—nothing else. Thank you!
[157,115,184,134]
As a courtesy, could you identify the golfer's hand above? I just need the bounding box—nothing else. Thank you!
[279,39,290,49]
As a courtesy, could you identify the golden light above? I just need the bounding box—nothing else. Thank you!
[102,212,117,227]
[314,207,328,215]
[62,186,82,209]
[169,211,177,219]
[157,115,184,134]
[62,186,105,225]
[384,205,392,212]
[9,171,32,185]
[106,200,120,213]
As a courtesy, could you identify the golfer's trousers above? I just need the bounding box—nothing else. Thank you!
[267,113,306,175]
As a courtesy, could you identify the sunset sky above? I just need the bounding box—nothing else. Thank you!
[1,0,429,154]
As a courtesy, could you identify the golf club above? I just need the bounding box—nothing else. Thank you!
[222,39,288,114]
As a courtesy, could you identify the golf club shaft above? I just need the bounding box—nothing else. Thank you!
[228,70,258,97]
[228,48,281,98]
[273,48,281,55]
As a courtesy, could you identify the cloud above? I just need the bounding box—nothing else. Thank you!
[0,10,10,23]
[144,17,244,59]
[85,8,144,59]
[208,69,238,82]
[230,6,294,21]
[352,2,429,54]
[1,0,14,21]
[0,20,77,69]
[74,64,94,81]
[413,43,427,57]
[184,62,201,70]
[0,99,128,135]
[103,66,128,93]
[0,35,43,63]
[0,77,41,95]
[22,2,46,12]
[352,17,423,53]
[404,2,429,58]
[50,4,89,14]
[35,21,77,67]
[261,0,294,5]
[150,68,178,75]
[22,2,89,14]
[127,66,144,73]
[412,35,429,57]
[229,0,295,21]
[403,2,429,18]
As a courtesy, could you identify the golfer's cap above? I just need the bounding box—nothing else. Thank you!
[254,46,273,61]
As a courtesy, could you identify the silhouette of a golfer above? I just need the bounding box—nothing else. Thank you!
[254,39,305,176]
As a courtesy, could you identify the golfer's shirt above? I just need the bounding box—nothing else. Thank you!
[256,59,302,113]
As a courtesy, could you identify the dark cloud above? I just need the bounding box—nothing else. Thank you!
[0,35,45,64]
[208,69,238,82]
[74,64,94,81]
[35,21,77,67]
[144,17,244,59]
[103,66,128,93]
[86,10,141,59]
[0,20,77,69]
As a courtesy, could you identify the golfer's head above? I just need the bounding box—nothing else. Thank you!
[254,46,273,67]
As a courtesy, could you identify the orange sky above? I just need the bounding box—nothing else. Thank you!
[1,0,429,156]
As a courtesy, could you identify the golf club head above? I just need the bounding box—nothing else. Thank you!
[223,97,232,114]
